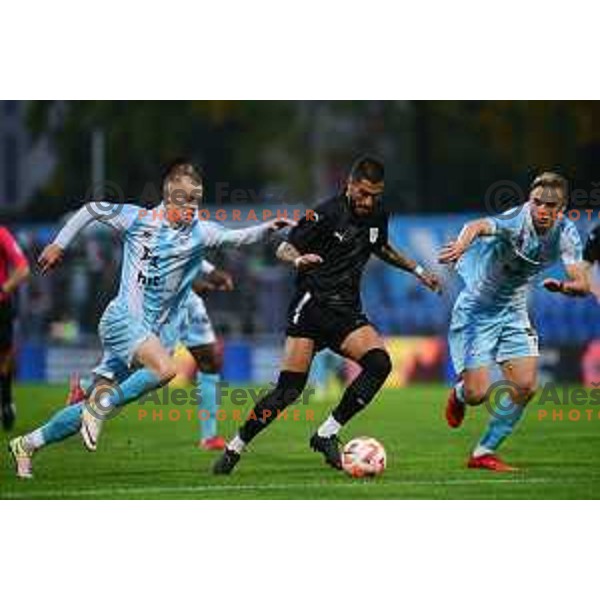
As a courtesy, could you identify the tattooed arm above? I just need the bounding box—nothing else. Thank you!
[276,241,323,271]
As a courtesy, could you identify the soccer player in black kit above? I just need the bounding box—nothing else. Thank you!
[213,157,442,474]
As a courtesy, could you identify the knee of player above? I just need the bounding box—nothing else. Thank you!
[155,359,177,384]
[513,381,537,403]
[359,348,392,382]
[463,385,487,406]
[196,352,222,374]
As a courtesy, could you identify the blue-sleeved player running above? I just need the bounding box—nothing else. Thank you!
[67,260,233,451]
[439,171,590,472]
[8,159,291,478]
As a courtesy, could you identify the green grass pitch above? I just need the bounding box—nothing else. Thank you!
[1,383,600,499]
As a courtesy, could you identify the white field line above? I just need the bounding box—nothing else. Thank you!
[0,477,579,499]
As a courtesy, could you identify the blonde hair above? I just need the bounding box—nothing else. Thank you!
[161,160,203,197]
[530,171,569,200]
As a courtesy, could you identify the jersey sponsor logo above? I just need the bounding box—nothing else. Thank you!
[137,271,161,287]
[333,230,347,242]
[369,227,379,243]
[141,246,159,268]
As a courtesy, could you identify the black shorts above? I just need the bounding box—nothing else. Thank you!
[0,300,14,352]
[285,291,370,352]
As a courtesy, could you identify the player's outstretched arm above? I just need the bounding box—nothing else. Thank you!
[275,241,323,272]
[543,263,590,297]
[374,242,441,293]
[202,219,295,249]
[544,223,590,297]
[438,218,494,264]
[37,243,64,274]
[38,203,134,273]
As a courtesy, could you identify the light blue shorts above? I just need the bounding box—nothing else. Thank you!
[93,308,181,382]
[92,351,133,383]
[448,301,539,375]
[97,300,154,370]
[178,293,216,348]
[94,293,214,383]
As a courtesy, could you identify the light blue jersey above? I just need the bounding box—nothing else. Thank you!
[449,204,582,373]
[456,204,582,312]
[55,202,271,365]
[22,204,273,457]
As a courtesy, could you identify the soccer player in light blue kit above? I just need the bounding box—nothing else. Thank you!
[67,263,233,450]
[439,172,590,472]
[9,160,290,478]
[75,264,231,448]
[68,264,234,450]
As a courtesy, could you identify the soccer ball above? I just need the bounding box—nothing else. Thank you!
[342,436,387,478]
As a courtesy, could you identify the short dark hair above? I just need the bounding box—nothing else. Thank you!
[349,156,384,184]
[161,158,203,195]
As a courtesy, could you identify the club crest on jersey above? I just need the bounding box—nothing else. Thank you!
[369,227,379,243]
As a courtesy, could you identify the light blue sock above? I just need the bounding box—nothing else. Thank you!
[199,372,219,440]
[39,403,84,445]
[25,371,162,450]
[106,368,162,408]
[477,393,525,453]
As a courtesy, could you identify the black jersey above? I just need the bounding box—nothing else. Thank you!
[584,224,600,263]
[288,193,389,309]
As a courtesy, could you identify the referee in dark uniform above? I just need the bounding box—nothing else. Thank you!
[214,156,441,474]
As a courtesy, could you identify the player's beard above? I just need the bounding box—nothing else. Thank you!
[350,199,374,217]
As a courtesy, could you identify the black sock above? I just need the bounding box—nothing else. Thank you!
[239,371,307,444]
[331,348,391,426]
